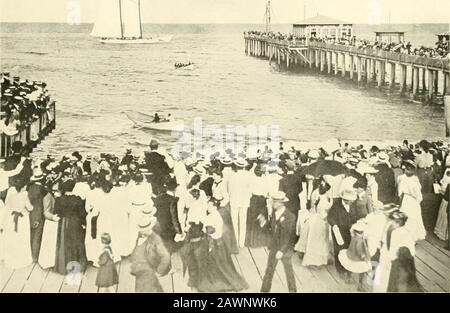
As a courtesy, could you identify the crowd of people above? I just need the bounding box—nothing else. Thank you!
[0,136,448,292]
[245,31,450,58]
[0,72,54,136]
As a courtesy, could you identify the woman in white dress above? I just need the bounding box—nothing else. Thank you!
[110,176,132,257]
[38,181,60,269]
[3,180,34,269]
[127,173,154,254]
[434,169,450,241]
[302,180,332,267]
[397,160,426,242]
[87,179,122,266]
[374,210,415,292]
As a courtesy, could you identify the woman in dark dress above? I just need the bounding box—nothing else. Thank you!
[54,179,88,275]
[195,201,248,292]
[245,165,270,247]
[387,247,423,292]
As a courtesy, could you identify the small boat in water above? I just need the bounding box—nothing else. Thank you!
[91,0,173,45]
[125,111,184,132]
[174,62,195,70]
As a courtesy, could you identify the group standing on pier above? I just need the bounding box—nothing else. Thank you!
[0,135,448,292]
[1,72,54,137]
[245,31,449,58]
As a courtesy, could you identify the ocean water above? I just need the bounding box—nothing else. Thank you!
[0,23,448,157]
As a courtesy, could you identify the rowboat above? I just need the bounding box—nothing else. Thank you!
[125,111,184,132]
[175,63,195,70]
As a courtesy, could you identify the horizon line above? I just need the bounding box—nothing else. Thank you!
[0,21,448,25]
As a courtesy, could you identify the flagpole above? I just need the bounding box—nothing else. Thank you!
[138,0,143,39]
[119,0,124,38]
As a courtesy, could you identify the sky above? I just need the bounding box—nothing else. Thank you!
[0,0,449,24]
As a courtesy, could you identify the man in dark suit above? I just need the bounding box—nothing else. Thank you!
[152,177,182,254]
[144,139,172,194]
[278,161,302,219]
[327,188,357,282]
[28,169,46,262]
[374,152,396,204]
[260,191,297,293]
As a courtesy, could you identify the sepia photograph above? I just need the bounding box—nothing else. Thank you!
[0,0,449,299]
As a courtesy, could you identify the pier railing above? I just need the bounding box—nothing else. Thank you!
[0,101,56,157]
[244,35,450,72]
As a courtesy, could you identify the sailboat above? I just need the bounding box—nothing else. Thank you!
[91,0,173,44]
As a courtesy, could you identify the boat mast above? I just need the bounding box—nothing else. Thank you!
[138,0,143,39]
[119,0,124,38]
[265,0,271,33]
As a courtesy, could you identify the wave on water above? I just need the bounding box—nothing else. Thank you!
[21,51,48,55]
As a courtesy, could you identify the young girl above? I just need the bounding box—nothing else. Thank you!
[96,233,119,292]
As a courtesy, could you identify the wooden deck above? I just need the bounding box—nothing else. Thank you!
[1,234,448,293]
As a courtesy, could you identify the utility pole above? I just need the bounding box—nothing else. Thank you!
[265,0,271,33]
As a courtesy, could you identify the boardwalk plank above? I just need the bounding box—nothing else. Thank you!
[415,257,448,292]
[419,240,449,267]
[0,262,14,292]
[234,248,261,292]
[3,264,35,293]
[249,247,285,292]
[262,247,289,288]
[415,245,449,281]
[416,271,444,293]
[22,265,48,293]
[40,270,64,292]
[291,255,320,292]
[79,266,99,293]
[117,258,135,293]
[426,233,450,257]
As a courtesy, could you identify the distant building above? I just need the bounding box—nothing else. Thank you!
[374,31,405,43]
[292,14,353,39]
[436,31,449,43]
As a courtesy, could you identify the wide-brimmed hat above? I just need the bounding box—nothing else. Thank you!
[233,158,247,168]
[31,168,44,181]
[380,203,400,215]
[220,155,232,165]
[193,165,206,175]
[308,150,320,159]
[338,237,371,274]
[356,162,378,175]
[141,204,157,216]
[184,157,195,167]
[402,159,416,169]
[340,188,357,201]
[271,191,288,202]
[138,215,158,233]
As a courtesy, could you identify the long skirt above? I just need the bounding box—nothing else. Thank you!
[196,238,249,292]
[54,216,87,275]
[373,246,391,293]
[3,211,33,269]
[0,204,5,261]
[245,195,270,248]
[38,219,59,269]
[301,214,330,267]
[400,195,426,242]
[434,199,448,241]
[218,203,239,254]
[294,209,310,252]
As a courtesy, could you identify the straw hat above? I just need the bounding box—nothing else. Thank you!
[271,191,288,202]
[338,238,371,274]
[402,159,416,169]
[220,155,232,165]
[31,168,44,181]
[340,188,357,201]
[138,215,158,234]
[193,165,206,175]
[233,158,247,168]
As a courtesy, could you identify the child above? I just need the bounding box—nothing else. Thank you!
[96,233,119,292]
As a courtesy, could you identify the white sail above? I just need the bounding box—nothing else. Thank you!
[121,0,142,38]
[91,0,123,38]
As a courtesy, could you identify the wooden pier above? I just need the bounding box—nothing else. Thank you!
[244,35,450,105]
[0,232,448,293]
[0,101,56,158]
